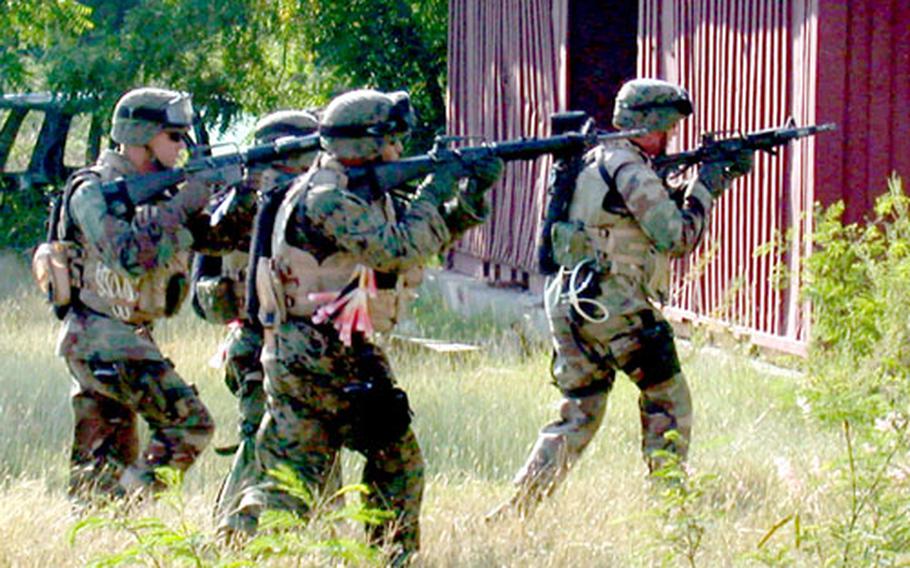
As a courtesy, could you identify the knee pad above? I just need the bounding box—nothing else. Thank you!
[618,318,681,390]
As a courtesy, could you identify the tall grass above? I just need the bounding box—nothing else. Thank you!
[0,252,843,566]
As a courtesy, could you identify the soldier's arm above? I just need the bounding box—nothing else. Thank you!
[611,151,714,257]
[300,183,452,273]
[69,179,196,278]
[187,182,258,254]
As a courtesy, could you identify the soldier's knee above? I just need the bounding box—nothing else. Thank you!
[618,316,681,389]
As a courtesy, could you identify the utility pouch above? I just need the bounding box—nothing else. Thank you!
[32,241,80,310]
[550,220,594,268]
[256,257,285,327]
[342,381,413,453]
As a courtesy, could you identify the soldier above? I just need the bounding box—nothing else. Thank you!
[225,89,502,562]
[488,78,754,518]
[49,87,237,499]
[189,110,322,525]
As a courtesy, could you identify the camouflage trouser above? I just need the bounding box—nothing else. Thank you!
[65,355,215,497]
[213,324,266,521]
[233,318,424,557]
[509,274,691,511]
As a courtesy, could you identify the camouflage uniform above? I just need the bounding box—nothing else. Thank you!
[493,79,753,517]
[189,110,324,523]
[50,88,237,498]
[231,89,502,560]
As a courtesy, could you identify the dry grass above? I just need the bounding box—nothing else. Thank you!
[0,252,841,567]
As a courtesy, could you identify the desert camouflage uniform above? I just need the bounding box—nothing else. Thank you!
[58,149,217,497]
[497,78,751,516]
[232,142,499,558]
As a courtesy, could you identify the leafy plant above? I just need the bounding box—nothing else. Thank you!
[752,175,910,566]
[69,466,393,567]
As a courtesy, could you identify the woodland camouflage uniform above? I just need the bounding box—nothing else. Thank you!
[228,89,502,562]
[51,88,242,498]
[490,78,754,518]
[189,110,323,524]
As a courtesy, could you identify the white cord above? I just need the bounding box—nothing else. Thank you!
[564,260,610,324]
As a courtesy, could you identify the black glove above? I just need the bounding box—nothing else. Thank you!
[697,148,754,197]
[417,158,463,204]
[467,156,504,192]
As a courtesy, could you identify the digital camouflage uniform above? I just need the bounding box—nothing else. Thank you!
[493,79,753,517]
[48,88,241,498]
[230,89,502,561]
[189,110,324,524]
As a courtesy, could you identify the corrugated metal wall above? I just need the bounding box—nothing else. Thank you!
[638,0,818,354]
[815,0,910,219]
[447,0,568,285]
[448,0,910,354]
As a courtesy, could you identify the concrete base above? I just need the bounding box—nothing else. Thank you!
[422,268,550,345]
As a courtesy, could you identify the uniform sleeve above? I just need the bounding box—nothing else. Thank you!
[69,179,195,278]
[186,183,257,254]
[610,150,715,257]
[300,183,453,273]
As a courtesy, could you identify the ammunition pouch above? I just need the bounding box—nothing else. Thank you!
[195,276,242,324]
[550,220,594,268]
[342,381,413,453]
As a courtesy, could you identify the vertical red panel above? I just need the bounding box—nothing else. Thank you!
[449,0,569,280]
[639,0,817,354]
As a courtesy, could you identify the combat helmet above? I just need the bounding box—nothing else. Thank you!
[613,79,692,133]
[253,109,319,145]
[319,89,414,161]
[252,109,320,170]
[111,87,194,146]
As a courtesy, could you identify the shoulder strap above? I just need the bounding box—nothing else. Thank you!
[243,176,298,322]
[57,168,102,241]
[596,148,632,215]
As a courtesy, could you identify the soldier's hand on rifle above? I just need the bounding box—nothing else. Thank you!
[697,148,754,196]
[171,176,216,216]
[418,158,463,204]
[467,156,504,192]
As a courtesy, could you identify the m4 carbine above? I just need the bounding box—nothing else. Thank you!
[345,113,647,192]
[98,133,321,211]
[653,119,836,180]
[245,111,646,324]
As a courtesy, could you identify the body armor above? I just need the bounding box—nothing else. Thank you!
[70,151,190,324]
[261,155,421,332]
[553,143,670,301]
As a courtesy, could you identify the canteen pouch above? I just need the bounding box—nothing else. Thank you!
[32,241,78,310]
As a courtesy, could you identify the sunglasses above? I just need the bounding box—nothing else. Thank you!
[164,131,187,143]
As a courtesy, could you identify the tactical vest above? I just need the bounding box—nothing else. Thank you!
[555,142,670,301]
[259,156,421,333]
[71,151,190,324]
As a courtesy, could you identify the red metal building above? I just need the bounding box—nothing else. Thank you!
[447,0,910,355]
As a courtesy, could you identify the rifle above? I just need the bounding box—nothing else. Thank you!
[653,118,836,180]
[97,133,320,212]
[344,115,647,192]
[245,111,645,324]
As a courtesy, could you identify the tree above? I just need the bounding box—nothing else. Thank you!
[0,0,94,90]
[12,0,449,145]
